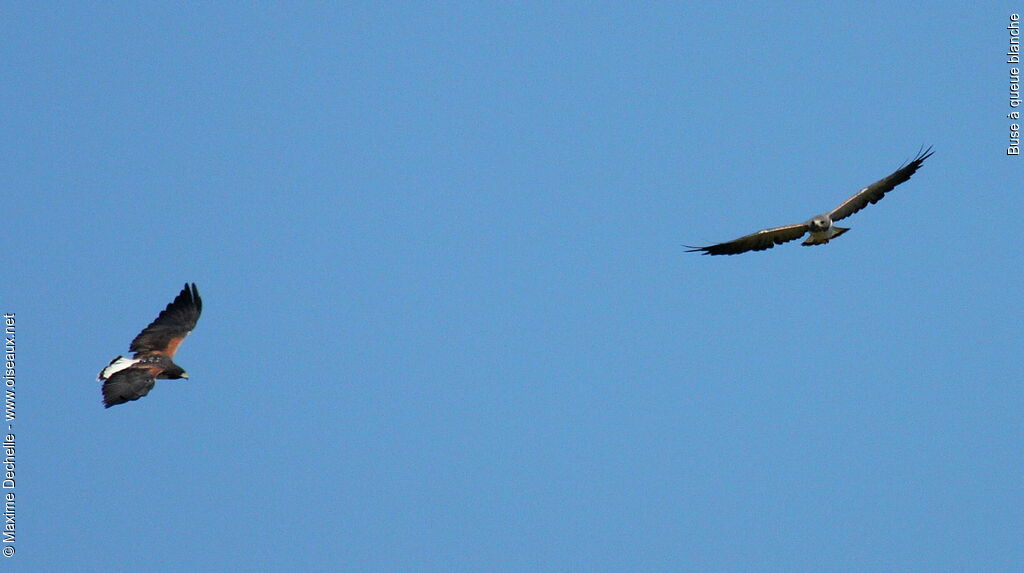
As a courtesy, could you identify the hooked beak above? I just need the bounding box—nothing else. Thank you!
[181,372,190,379]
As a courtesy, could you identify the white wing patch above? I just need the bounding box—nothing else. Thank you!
[98,355,141,381]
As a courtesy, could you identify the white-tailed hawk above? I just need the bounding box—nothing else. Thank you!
[686,147,934,255]
[98,283,202,408]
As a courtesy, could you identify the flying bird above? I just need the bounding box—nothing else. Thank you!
[686,146,934,255]
[98,283,202,408]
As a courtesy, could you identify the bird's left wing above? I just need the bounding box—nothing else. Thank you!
[129,283,203,358]
[686,223,809,256]
[828,146,934,222]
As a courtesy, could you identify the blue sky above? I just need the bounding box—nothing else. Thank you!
[5,3,1022,571]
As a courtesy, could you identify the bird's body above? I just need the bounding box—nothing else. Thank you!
[686,147,934,255]
[98,283,202,408]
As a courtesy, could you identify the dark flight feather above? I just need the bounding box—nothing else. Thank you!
[129,283,202,357]
[828,146,934,222]
[685,223,809,256]
[102,367,158,408]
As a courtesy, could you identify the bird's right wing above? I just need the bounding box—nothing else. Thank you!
[686,223,809,256]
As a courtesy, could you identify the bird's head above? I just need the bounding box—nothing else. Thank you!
[158,364,189,380]
[808,215,831,231]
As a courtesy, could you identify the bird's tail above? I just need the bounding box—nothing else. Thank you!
[802,227,850,246]
[830,227,850,240]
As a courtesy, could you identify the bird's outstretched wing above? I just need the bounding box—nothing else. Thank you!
[102,367,158,408]
[129,283,202,358]
[685,223,808,256]
[828,146,934,222]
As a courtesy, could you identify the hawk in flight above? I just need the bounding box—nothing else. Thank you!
[98,283,202,408]
[686,147,934,255]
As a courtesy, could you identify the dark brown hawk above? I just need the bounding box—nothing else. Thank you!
[98,283,203,408]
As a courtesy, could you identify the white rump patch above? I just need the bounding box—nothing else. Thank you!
[98,355,140,380]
